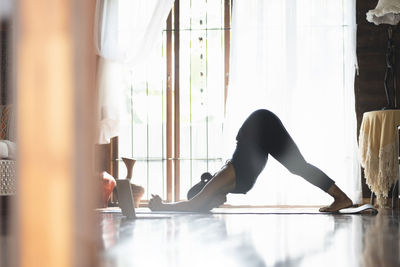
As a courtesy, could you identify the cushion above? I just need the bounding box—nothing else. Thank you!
[0,140,16,159]
[0,142,7,158]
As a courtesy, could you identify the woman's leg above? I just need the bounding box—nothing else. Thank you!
[269,132,335,193]
[266,114,353,211]
[240,109,352,211]
[237,109,335,192]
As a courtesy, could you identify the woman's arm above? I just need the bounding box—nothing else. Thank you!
[149,193,227,212]
[149,162,236,212]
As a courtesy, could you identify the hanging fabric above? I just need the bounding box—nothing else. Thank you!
[224,0,361,205]
[94,0,174,143]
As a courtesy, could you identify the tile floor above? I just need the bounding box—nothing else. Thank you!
[99,208,399,267]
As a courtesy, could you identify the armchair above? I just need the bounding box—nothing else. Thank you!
[0,105,16,197]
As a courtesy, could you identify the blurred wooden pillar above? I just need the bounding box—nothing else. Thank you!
[16,1,98,267]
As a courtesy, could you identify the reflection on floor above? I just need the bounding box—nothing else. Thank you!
[100,208,400,267]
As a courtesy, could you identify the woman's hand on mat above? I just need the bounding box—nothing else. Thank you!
[149,194,164,211]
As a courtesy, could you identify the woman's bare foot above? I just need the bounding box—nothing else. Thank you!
[319,184,353,212]
[319,197,353,212]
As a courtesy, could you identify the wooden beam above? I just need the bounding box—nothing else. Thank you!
[224,0,231,115]
[110,136,119,178]
[0,20,10,105]
[71,1,99,266]
[174,0,180,201]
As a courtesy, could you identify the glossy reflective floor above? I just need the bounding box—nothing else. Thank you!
[100,208,400,267]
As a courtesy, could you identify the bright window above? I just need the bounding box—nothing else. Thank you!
[119,0,231,201]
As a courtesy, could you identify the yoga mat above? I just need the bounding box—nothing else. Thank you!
[211,204,378,215]
[97,204,378,215]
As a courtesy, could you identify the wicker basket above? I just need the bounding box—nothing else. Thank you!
[0,160,16,196]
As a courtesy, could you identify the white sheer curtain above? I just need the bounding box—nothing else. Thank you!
[225,0,362,205]
[95,0,174,143]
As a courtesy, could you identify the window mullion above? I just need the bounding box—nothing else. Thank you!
[174,0,181,202]
[224,0,231,115]
[166,11,173,202]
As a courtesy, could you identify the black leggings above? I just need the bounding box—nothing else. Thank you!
[230,109,335,194]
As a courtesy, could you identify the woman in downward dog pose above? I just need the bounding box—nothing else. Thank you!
[149,109,353,213]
